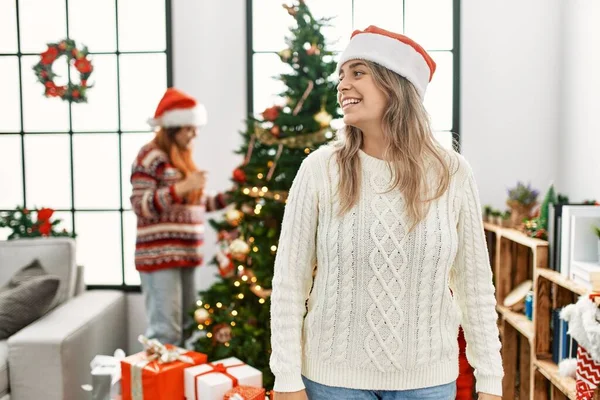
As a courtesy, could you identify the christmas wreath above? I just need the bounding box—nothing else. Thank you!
[33,38,93,103]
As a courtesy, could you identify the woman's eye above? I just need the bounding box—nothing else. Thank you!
[354,71,364,77]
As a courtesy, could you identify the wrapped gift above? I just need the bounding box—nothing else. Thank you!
[82,349,126,400]
[184,357,262,400]
[223,385,266,400]
[121,335,207,400]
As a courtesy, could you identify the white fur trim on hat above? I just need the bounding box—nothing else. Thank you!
[147,105,207,128]
[337,33,431,99]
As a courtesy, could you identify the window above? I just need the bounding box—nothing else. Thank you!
[248,0,460,149]
[0,0,173,288]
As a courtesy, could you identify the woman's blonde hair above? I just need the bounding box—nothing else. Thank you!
[333,60,451,230]
[154,127,202,204]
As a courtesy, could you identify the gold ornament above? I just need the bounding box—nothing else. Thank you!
[225,209,243,227]
[314,109,332,128]
[194,308,210,324]
[230,238,250,261]
[279,48,292,61]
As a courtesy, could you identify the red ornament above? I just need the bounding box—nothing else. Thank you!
[58,41,67,50]
[81,79,87,87]
[271,126,280,137]
[261,105,282,122]
[72,90,80,99]
[212,323,232,344]
[233,168,246,184]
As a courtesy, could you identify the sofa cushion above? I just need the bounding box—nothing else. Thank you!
[0,340,8,398]
[0,267,59,339]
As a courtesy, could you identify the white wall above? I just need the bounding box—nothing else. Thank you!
[461,0,562,209]
[127,1,247,350]
[558,1,600,201]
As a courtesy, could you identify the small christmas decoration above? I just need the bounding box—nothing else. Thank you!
[212,323,232,344]
[229,239,250,261]
[233,168,247,184]
[33,38,93,103]
[279,48,292,61]
[225,209,244,227]
[261,106,282,122]
[314,108,332,128]
[270,126,280,137]
[306,43,320,56]
[194,308,210,325]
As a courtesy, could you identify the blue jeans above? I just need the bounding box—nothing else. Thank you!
[139,267,196,346]
[302,376,456,400]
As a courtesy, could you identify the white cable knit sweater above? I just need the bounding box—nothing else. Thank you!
[269,145,504,396]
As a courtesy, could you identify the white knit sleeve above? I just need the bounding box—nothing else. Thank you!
[269,158,318,393]
[450,167,504,397]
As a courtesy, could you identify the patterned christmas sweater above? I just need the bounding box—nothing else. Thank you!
[130,142,227,272]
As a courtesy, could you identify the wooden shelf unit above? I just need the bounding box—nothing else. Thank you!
[484,223,600,400]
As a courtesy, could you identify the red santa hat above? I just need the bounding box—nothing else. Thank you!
[337,25,436,100]
[148,87,207,128]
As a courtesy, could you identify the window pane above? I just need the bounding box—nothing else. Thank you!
[252,1,292,52]
[433,131,454,150]
[53,211,73,236]
[118,0,166,52]
[71,55,118,132]
[24,134,72,209]
[73,134,120,209]
[21,56,69,132]
[0,1,17,53]
[424,51,453,131]
[0,57,21,132]
[0,135,23,209]
[353,0,404,33]
[405,0,453,50]
[119,54,167,131]
[121,132,154,207]
[309,1,353,52]
[19,0,67,53]
[68,0,117,52]
[75,211,122,285]
[252,53,291,114]
[123,210,140,285]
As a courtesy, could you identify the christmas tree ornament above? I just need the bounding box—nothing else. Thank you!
[230,239,251,261]
[314,108,332,128]
[279,48,292,61]
[266,144,284,181]
[270,126,280,137]
[261,105,282,122]
[306,43,320,56]
[225,209,244,227]
[33,38,94,103]
[233,168,247,184]
[194,308,210,325]
[292,80,314,115]
[212,323,232,344]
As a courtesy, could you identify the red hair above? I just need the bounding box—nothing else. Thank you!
[153,128,202,204]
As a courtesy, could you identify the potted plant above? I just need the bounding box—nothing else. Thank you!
[594,226,600,262]
[483,205,493,222]
[507,182,539,228]
[500,210,512,227]
[491,210,502,226]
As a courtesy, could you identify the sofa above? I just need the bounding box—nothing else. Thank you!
[0,238,127,400]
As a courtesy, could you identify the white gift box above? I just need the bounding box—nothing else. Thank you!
[184,357,262,400]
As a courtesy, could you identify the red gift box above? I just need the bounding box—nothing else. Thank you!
[121,337,207,400]
[223,385,266,400]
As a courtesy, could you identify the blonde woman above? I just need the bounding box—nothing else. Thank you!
[270,26,503,400]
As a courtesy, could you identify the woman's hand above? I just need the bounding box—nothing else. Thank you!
[175,171,206,196]
[274,390,309,400]
[478,393,501,400]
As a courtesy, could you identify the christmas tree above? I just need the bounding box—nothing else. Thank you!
[189,1,340,390]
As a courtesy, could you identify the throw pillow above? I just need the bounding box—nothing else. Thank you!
[0,262,60,339]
